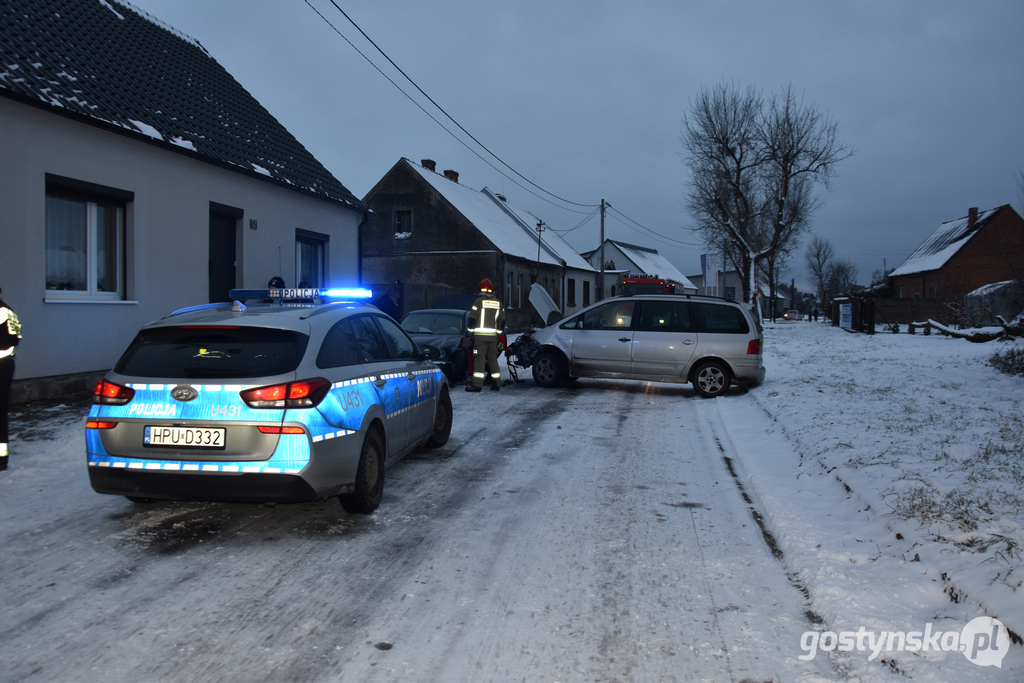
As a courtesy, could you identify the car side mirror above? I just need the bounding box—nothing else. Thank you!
[419,344,439,362]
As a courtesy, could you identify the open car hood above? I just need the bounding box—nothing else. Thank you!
[529,283,562,326]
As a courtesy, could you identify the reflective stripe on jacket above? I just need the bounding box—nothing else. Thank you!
[0,304,21,358]
[470,295,505,336]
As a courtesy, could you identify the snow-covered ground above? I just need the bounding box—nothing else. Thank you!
[726,320,1023,679]
[1,320,1022,681]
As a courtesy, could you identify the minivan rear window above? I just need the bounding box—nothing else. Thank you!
[693,303,750,334]
[114,326,309,379]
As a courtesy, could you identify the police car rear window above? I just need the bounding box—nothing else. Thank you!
[114,326,309,379]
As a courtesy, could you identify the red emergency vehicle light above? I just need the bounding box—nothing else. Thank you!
[620,275,676,296]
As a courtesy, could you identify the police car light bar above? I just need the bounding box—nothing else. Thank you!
[228,287,374,301]
[321,288,373,299]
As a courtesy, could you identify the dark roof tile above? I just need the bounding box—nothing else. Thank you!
[0,0,366,211]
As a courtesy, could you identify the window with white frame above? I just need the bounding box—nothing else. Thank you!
[45,176,130,299]
[296,228,329,288]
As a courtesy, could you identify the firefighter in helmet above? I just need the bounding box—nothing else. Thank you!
[466,278,505,392]
[0,286,21,471]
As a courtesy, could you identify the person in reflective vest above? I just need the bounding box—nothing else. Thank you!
[0,287,22,470]
[466,278,505,392]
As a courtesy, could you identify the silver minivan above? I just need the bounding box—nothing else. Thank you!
[528,295,765,397]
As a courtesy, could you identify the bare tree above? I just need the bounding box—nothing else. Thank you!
[759,243,792,321]
[804,234,834,305]
[825,259,858,299]
[681,83,851,303]
[682,83,765,302]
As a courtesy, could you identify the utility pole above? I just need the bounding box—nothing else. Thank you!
[535,220,546,279]
[598,199,606,301]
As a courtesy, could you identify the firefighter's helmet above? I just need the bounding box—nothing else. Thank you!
[479,278,493,294]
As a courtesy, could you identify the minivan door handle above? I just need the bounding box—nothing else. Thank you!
[618,337,632,343]
[681,339,695,345]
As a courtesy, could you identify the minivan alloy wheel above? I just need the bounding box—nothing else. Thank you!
[693,361,730,398]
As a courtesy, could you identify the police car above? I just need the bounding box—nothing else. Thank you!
[86,288,452,513]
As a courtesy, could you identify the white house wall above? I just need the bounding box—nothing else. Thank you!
[0,99,362,380]
[562,268,598,316]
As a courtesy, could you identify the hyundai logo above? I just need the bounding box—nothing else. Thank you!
[170,385,199,402]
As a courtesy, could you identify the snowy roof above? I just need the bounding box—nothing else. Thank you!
[967,279,1016,297]
[889,207,1004,277]
[604,240,697,290]
[485,191,597,272]
[405,160,596,272]
[0,0,366,211]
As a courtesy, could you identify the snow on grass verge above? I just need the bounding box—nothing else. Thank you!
[721,321,1023,680]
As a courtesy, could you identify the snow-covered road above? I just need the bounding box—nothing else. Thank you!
[7,320,1023,682]
[3,380,833,682]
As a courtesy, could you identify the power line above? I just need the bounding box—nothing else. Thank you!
[305,1,710,245]
[552,206,601,237]
[312,0,599,212]
[605,204,704,248]
[301,0,578,212]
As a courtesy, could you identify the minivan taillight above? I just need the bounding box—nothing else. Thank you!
[747,339,762,355]
[93,379,135,405]
[240,378,331,409]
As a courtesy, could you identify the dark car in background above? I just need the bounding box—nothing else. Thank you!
[400,308,473,384]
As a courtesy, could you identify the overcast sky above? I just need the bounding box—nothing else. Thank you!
[125,0,1024,288]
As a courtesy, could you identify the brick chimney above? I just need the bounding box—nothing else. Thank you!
[968,207,978,227]
[443,169,459,183]
[421,159,436,172]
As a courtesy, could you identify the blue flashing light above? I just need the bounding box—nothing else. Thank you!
[322,288,373,299]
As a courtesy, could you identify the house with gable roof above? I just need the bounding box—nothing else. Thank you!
[888,206,1024,306]
[361,158,599,330]
[0,0,368,393]
[580,239,697,298]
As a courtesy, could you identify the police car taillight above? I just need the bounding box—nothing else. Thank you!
[240,378,331,409]
[257,425,307,435]
[93,379,135,405]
